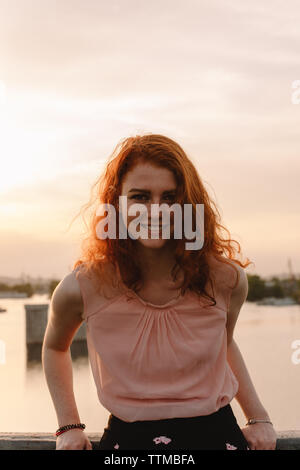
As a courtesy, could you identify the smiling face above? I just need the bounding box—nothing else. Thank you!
[120,161,178,249]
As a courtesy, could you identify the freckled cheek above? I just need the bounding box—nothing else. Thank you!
[121,202,149,226]
[121,206,178,231]
[127,210,150,226]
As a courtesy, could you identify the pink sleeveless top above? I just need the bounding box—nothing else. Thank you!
[74,254,239,422]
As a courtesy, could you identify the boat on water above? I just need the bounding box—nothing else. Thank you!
[256,296,298,306]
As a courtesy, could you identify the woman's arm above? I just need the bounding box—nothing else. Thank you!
[227,339,271,421]
[226,263,277,450]
[42,272,92,450]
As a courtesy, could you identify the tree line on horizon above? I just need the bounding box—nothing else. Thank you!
[247,274,300,303]
[1,274,300,304]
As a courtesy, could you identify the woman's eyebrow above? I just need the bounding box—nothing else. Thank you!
[128,188,177,194]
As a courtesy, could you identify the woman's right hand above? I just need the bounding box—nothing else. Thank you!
[56,429,93,450]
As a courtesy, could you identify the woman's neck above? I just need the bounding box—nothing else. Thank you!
[136,242,176,282]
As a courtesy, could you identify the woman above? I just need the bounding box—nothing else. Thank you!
[42,133,277,450]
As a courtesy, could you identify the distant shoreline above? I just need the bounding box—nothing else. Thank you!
[0,292,29,299]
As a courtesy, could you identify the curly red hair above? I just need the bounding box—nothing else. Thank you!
[71,133,253,305]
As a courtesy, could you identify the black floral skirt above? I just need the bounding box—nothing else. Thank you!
[97,403,250,450]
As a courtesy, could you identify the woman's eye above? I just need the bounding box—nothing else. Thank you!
[130,194,149,201]
[129,195,176,202]
[162,196,176,204]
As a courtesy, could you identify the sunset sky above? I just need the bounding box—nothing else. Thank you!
[0,0,299,279]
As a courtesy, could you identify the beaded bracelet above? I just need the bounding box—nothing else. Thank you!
[245,418,273,426]
[55,423,86,437]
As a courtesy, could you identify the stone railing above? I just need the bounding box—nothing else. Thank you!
[5,305,298,450]
[0,431,300,450]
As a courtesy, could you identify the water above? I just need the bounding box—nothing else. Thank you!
[0,295,300,433]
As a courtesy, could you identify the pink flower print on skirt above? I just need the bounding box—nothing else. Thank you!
[226,442,237,450]
[153,435,172,445]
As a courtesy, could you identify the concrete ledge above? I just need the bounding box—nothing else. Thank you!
[0,431,300,450]
[0,432,102,450]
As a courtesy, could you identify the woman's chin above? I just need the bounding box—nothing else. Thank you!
[136,237,169,249]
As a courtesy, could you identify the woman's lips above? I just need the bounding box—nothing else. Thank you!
[140,223,169,229]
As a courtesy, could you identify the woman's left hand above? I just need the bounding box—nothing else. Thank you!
[241,423,277,450]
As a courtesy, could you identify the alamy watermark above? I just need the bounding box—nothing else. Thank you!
[0,340,5,365]
[95,197,204,250]
[291,80,300,104]
[291,339,300,365]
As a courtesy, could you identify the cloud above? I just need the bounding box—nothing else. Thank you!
[0,0,300,276]
[0,0,299,97]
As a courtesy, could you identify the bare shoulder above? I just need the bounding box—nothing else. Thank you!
[43,271,84,351]
[225,259,248,301]
[211,254,246,287]
[50,270,83,319]
[225,261,248,341]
